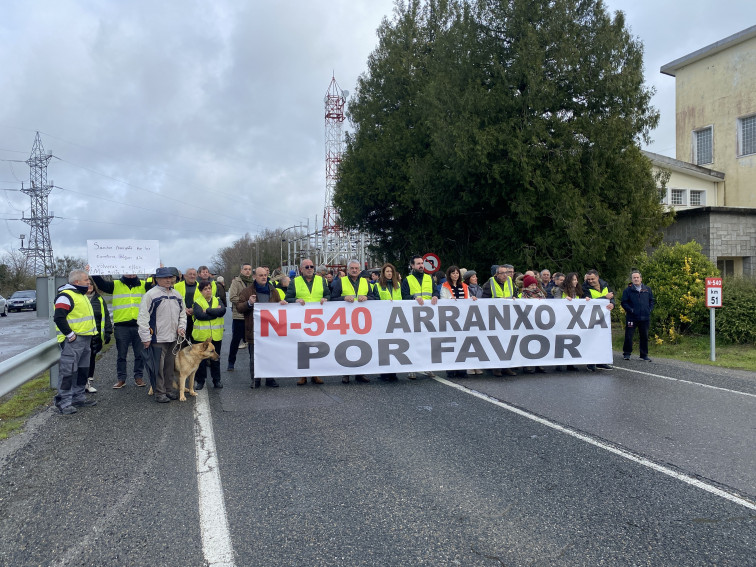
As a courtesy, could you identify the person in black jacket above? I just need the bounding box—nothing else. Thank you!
[85,277,113,393]
[621,270,655,362]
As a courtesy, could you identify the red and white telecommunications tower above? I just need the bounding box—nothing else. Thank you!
[323,75,346,239]
[321,75,373,270]
[322,75,350,268]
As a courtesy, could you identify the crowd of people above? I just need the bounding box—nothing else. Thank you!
[51,257,654,414]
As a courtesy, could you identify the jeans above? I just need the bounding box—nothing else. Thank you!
[227,319,245,366]
[114,324,144,382]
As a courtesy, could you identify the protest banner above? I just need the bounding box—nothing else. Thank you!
[253,299,613,378]
[87,239,160,275]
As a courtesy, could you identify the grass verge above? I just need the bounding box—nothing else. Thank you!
[0,342,114,440]
[0,373,54,440]
[612,331,756,372]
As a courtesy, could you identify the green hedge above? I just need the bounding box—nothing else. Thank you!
[714,277,756,344]
[614,242,719,343]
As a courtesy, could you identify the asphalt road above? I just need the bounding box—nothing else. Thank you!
[0,308,50,363]
[0,315,754,566]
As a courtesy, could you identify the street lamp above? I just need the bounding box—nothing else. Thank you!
[280,225,301,274]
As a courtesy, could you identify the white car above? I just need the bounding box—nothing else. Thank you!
[0,294,7,316]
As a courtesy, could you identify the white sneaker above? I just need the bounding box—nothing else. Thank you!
[407,372,417,380]
[85,379,97,393]
[466,369,476,375]
[423,371,436,377]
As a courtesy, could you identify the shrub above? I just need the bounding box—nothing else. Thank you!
[632,241,719,339]
[714,276,756,344]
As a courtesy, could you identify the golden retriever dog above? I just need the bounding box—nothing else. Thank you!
[147,338,220,401]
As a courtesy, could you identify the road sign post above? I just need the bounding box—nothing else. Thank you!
[705,278,723,361]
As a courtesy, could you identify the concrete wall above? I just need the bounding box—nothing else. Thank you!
[673,36,756,207]
[662,208,756,275]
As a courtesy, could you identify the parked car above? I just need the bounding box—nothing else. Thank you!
[7,290,37,312]
[0,294,7,316]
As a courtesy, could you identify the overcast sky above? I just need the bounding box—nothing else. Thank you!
[1,1,754,273]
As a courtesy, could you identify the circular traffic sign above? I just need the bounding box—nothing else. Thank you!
[422,253,440,274]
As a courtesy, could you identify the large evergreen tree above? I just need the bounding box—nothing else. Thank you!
[334,0,671,279]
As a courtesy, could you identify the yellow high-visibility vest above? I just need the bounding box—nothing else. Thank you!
[340,276,369,298]
[294,276,324,303]
[406,273,433,301]
[588,286,610,299]
[488,277,514,298]
[192,295,224,341]
[111,279,145,323]
[56,290,97,343]
[376,284,402,300]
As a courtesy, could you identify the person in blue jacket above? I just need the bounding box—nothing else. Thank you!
[621,270,655,361]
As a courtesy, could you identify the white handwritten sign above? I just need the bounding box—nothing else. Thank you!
[87,239,160,276]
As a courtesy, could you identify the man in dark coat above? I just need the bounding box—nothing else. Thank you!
[621,270,655,361]
[237,267,286,388]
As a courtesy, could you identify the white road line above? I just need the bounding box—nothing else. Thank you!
[194,388,237,567]
[614,366,756,398]
[434,376,756,512]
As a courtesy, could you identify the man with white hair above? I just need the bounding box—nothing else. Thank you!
[330,259,374,384]
[285,258,330,385]
[53,269,99,415]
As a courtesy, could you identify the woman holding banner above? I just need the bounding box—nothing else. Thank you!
[375,263,401,381]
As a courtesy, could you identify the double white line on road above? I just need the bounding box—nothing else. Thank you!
[435,376,756,512]
[194,388,236,567]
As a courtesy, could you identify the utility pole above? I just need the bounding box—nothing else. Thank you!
[21,132,54,276]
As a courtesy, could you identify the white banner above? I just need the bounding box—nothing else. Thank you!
[87,239,160,275]
[253,299,612,378]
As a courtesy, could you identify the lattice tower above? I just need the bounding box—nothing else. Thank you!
[322,76,354,268]
[21,132,54,275]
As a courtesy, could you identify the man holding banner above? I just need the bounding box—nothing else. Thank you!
[330,259,375,384]
[237,267,286,388]
[285,258,330,385]
[483,264,518,377]
[401,255,440,379]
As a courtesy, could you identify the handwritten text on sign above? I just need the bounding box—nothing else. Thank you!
[87,239,160,276]
[253,299,612,377]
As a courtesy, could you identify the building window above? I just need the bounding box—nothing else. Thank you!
[717,259,734,276]
[693,127,713,165]
[689,190,705,206]
[738,114,756,157]
[670,189,687,206]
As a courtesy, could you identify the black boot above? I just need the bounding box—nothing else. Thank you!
[252,378,261,389]
[265,378,279,388]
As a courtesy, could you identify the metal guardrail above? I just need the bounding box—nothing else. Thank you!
[0,339,60,398]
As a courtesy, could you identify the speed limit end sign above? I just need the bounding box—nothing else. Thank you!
[705,277,723,308]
